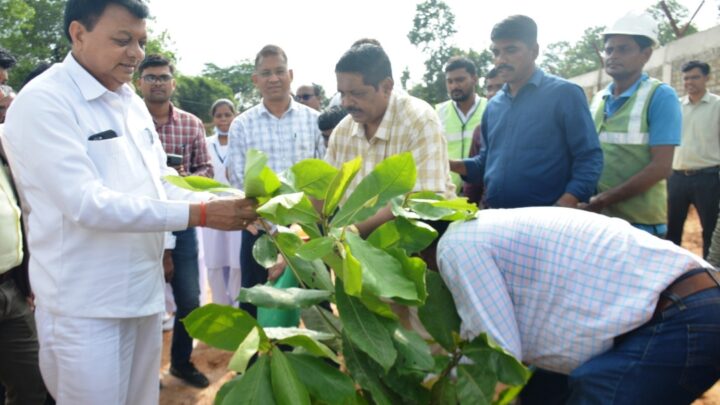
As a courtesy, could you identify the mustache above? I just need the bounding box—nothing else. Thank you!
[346,107,362,114]
[496,64,514,72]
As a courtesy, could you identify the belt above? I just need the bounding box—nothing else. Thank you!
[673,166,720,176]
[654,268,720,317]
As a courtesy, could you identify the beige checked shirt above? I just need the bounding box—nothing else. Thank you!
[325,91,455,200]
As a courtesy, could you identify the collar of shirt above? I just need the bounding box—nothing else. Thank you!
[64,53,133,103]
[681,90,713,106]
[452,94,482,120]
[604,72,649,102]
[258,96,297,119]
[499,68,544,101]
[350,91,396,143]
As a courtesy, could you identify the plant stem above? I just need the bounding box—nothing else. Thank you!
[258,219,309,290]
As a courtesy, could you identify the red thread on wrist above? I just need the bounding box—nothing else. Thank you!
[199,201,207,227]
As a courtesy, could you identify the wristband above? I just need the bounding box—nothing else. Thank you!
[199,201,207,227]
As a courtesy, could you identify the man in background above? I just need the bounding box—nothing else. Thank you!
[138,54,213,389]
[667,60,720,256]
[295,83,323,111]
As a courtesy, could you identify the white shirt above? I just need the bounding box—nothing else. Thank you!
[2,53,195,318]
[0,126,22,273]
[438,207,709,374]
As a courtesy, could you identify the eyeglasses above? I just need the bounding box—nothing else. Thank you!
[295,94,315,101]
[141,74,173,84]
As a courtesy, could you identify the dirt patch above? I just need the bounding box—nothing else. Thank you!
[159,208,719,404]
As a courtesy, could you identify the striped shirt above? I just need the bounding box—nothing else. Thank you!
[155,103,213,178]
[227,98,324,190]
[325,91,455,199]
[437,207,709,374]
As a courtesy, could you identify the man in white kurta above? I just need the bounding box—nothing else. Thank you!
[1,2,255,404]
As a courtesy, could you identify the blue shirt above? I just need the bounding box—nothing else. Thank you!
[463,69,603,208]
[603,73,681,146]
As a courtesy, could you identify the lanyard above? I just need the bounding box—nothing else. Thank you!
[212,142,226,165]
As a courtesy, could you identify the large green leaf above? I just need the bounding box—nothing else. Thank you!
[300,307,342,351]
[285,353,357,404]
[462,334,531,387]
[385,247,428,306]
[366,217,438,254]
[295,236,334,261]
[228,326,262,373]
[244,149,281,198]
[274,333,337,362]
[345,233,418,301]
[331,153,416,228]
[381,368,430,405]
[285,255,333,291]
[358,290,398,320]
[389,326,434,374]
[288,159,339,199]
[342,247,363,297]
[417,272,461,351]
[164,175,243,195]
[222,356,276,405]
[335,281,397,372]
[430,377,458,405]
[182,304,259,351]
[253,234,278,268]
[214,375,242,405]
[270,347,311,405]
[323,156,362,216]
[237,286,331,309]
[342,334,399,405]
[456,363,496,405]
[256,192,320,226]
[275,230,303,255]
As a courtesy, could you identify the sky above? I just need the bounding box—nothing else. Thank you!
[147,0,720,95]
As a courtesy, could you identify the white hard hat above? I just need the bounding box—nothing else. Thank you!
[603,11,659,47]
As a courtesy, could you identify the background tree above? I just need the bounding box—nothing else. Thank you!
[540,0,700,79]
[407,0,493,105]
[173,75,234,122]
[202,62,260,112]
[0,0,68,90]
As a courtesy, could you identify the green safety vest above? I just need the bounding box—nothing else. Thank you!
[435,96,487,191]
[590,77,665,225]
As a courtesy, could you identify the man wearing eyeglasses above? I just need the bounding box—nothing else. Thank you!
[138,54,213,389]
[581,12,681,238]
[295,83,323,111]
[227,45,324,318]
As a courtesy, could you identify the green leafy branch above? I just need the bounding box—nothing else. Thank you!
[166,149,529,404]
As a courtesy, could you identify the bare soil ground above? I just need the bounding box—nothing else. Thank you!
[159,207,719,404]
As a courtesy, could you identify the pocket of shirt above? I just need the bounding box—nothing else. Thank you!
[86,136,133,191]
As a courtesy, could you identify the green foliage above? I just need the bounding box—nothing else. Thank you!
[541,0,700,79]
[174,75,234,122]
[173,150,529,404]
[407,0,494,104]
[540,26,605,79]
[0,0,68,90]
[202,61,259,112]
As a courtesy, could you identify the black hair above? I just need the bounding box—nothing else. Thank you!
[486,68,499,79]
[603,34,654,50]
[681,60,710,76]
[312,83,324,97]
[138,54,174,76]
[0,48,17,70]
[318,106,348,132]
[22,62,52,88]
[491,15,538,46]
[445,56,477,76]
[64,0,149,41]
[254,45,288,70]
[210,98,236,116]
[335,44,392,89]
